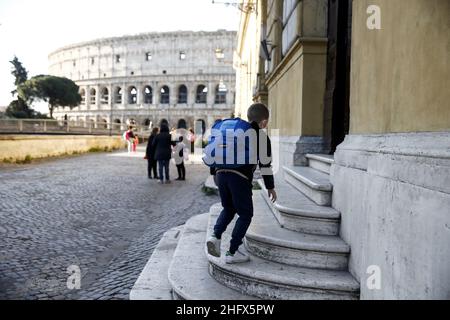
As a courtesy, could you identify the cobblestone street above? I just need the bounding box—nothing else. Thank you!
[0,146,219,300]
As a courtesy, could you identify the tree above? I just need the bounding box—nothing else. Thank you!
[10,56,28,95]
[18,75,81,118]
[5,99,33,119]
[5,56,36,118]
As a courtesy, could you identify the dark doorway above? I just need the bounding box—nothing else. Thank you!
[323,0,352,153]
[178,119,187,129]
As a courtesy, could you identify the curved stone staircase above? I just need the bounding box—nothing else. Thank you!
[131,154,360,300]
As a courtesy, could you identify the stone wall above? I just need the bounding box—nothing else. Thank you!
[332,133,450,299]
[0,135,125,162]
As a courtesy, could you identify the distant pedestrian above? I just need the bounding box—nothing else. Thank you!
[188,128,195,153]
[125,126,135,153]
[133,134,139,152]
[152,124,175,184]
[145,127,159,179]
[174,136,187,181]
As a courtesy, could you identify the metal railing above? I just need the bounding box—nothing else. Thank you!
[0,119,152,137]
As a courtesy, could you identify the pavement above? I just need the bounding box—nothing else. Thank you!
[0,145,218,300]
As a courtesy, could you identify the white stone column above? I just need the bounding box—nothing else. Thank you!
[120,115,125,130]
[86,85,91,110]
[137,84,144,105]
[169,84,177,107]
[188,83,196,107]
[226,87,234,109]
[122,83,126,108]
[95,85,101,110]
[207,82,215,107]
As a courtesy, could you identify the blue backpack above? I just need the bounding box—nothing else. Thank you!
[203,118,258,169]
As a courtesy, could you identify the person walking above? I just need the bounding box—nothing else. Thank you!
[152,124,174,184]
[205,103,277,264]
[145,127,159,179]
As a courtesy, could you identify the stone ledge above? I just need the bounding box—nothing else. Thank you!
[0,135,125,162]
[130,226,184,300]
[259,179,340,236]
[283,166,333,206]
[246,193,350,270]
[334,133,450,194]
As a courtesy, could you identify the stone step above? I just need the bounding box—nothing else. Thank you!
[245,192,350,270]
[130,226,184,300]
[283,166,333,206]
[258,179,340,236]
[168,212,257,300]
[206,209,360,300]
[306,154,334,175]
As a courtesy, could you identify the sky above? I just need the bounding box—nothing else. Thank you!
[0,0,239,113]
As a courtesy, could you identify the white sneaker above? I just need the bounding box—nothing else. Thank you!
[206,235,221,257]
[225,250,250,264]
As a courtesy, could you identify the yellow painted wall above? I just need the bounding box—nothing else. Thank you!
[350,0,450,134]
[267,41,328,136]
[0,135,125,162]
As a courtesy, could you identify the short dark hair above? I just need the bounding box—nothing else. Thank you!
[247,103,270,123]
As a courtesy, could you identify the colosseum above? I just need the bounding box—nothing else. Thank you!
[48,30,236,131]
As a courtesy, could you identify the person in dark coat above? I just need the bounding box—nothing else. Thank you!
[145,127,159,179]
[152,124,175,184]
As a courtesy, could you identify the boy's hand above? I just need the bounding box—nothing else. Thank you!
[268,189,277,203]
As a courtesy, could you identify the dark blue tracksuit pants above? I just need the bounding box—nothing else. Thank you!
[213,172,253,254]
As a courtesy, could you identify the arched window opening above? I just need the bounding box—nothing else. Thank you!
[143,119,151,127]
[101,88,109,104]
[196,85,208,104]
[160,86,170,104]
[115,87,123,104]
[90,88,96,105]
[144,86,153,104]
[128,87,137,104]
[178,85,188,104]
[177,119,187,129]
[80,89,86,104]
[215,83,227,104]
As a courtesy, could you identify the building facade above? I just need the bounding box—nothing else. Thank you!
[49,30,237,130]
[232,0,449,299]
